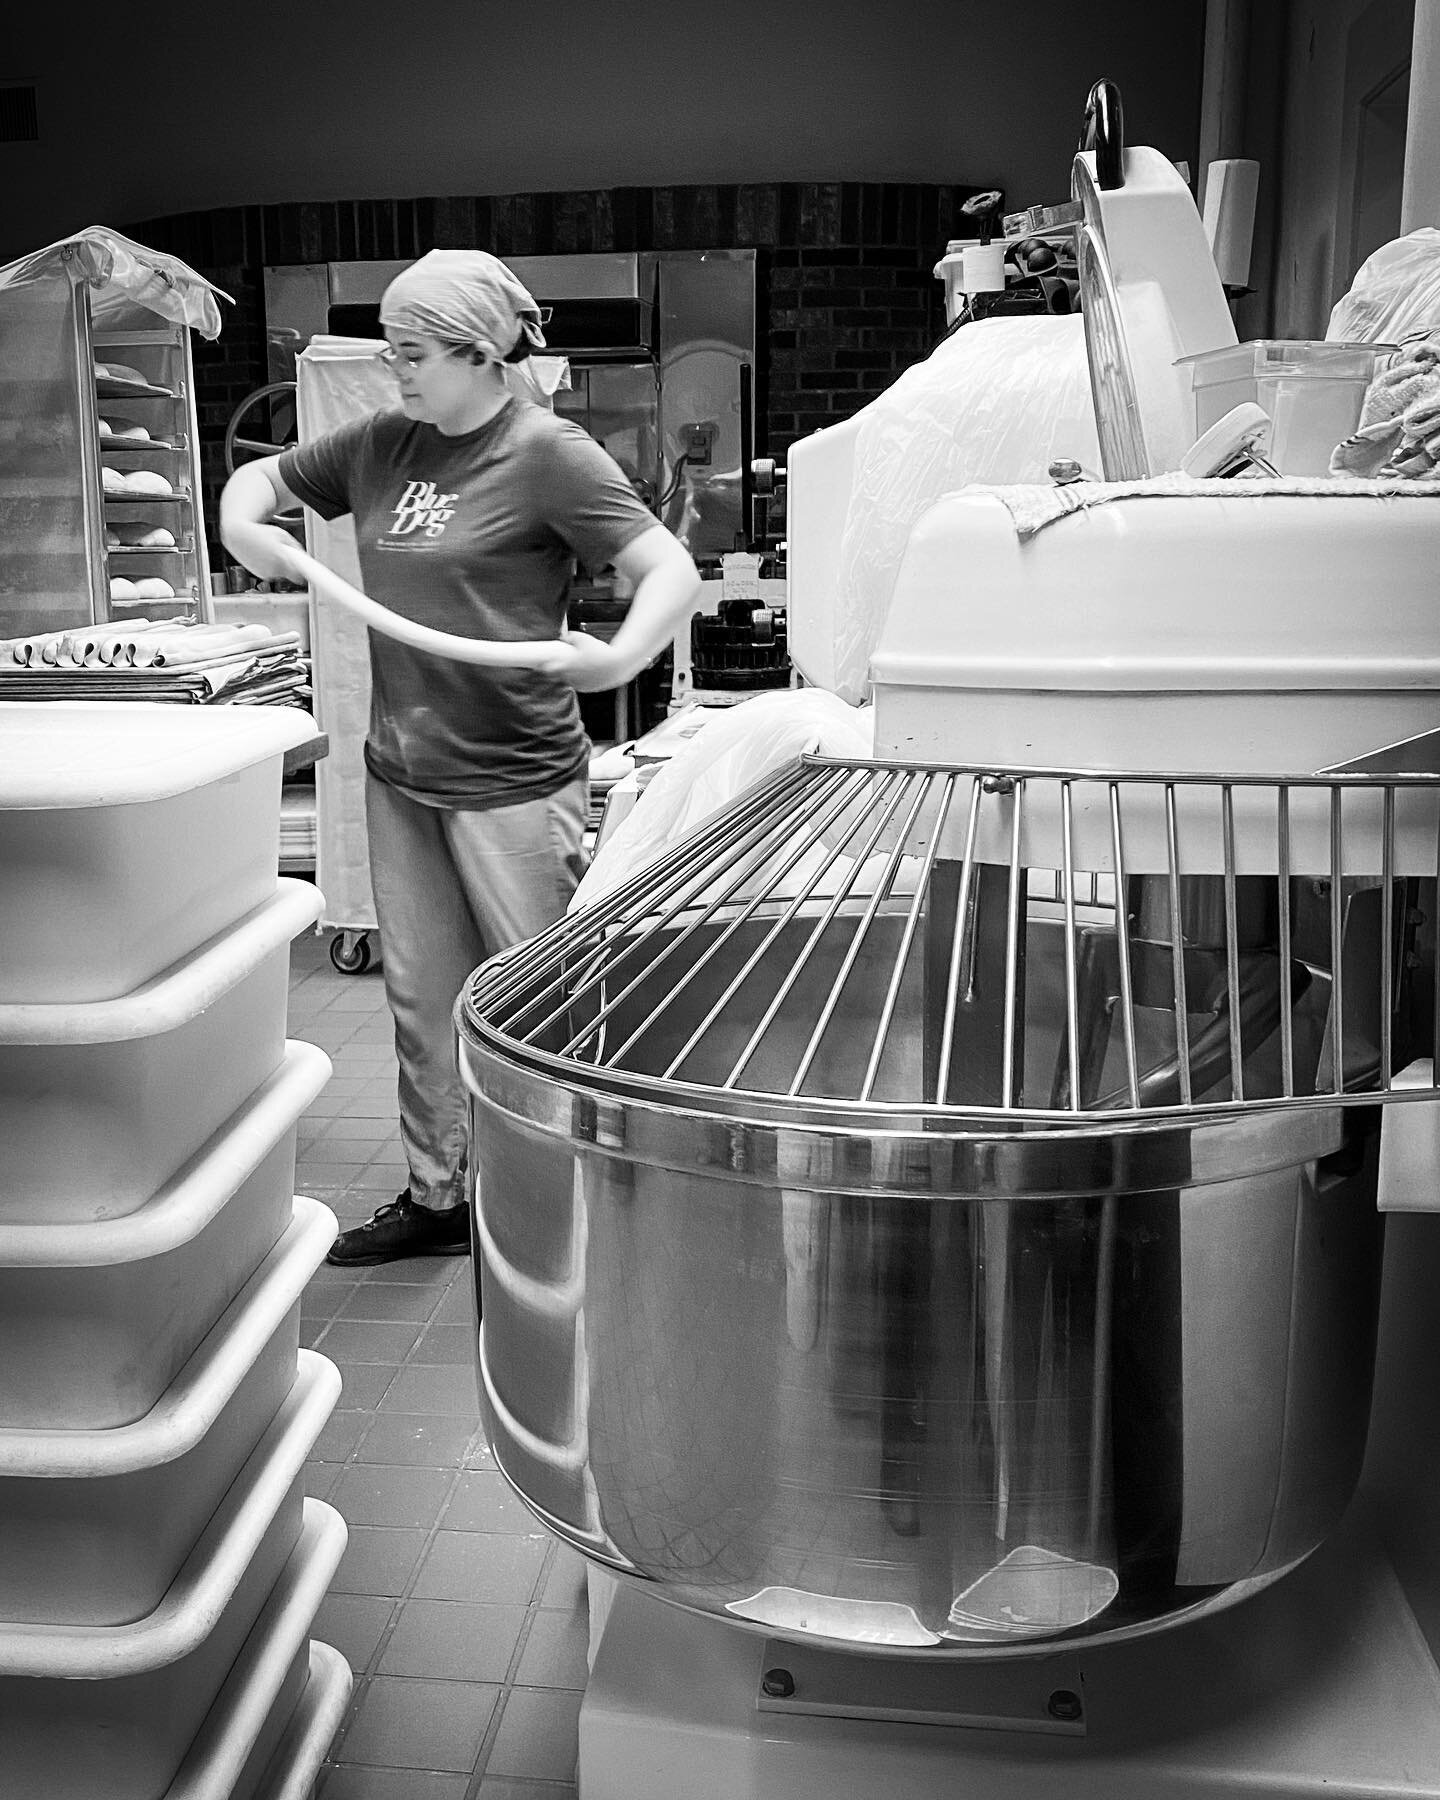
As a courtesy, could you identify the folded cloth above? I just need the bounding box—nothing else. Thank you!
[964,469,1440,538]
[1331,336,1440,476]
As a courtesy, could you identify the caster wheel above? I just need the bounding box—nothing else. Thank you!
[329,931,373,975]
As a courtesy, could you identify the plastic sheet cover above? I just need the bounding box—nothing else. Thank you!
[830,314,1100,703]
[572,688,874,910]
[295,339,389,934]
[0,228,230,339]
[1328,229,1440,346]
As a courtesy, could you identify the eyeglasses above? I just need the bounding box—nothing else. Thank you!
[378,344,469,372]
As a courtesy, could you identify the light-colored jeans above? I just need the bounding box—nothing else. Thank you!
[365,769,588,1212]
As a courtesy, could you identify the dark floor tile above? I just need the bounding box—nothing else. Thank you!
[538,1546,589,1613]
[318,1318,424,1363]
[311,1408,373,1464]
[314,1591,397,1674]
[302,1282,359,1324]
[486,1687,583,1783]
[477,1783,578,1799]
[363,1255,455,1286]
[378,1362,481,1417]
[434,1281,478,1323]
[331,1361,397,1411]
[441,1470,543,1535]
[321,1767,468,1799]
[379,1598,527,1680]
[331,1462,455,1529]
[337,1283,445,1323]
[411,1321,477,1364]
[413,1531,549,1604]
[515,1608,591,1691]
[304,1460,341,1502]
[356,1411,479,1468]
[335,1674,499,1772]
[331,1524,430,1597]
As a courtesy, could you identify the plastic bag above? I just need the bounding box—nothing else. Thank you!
[1328,229,1440,345]
[830,314,1100,704]
[0,227,230,339]
[571,689,874,910]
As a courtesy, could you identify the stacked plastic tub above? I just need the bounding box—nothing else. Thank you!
[0,702,351,1800]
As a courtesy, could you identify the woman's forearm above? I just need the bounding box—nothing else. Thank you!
[219,459,306,581]
[601,553,702,687]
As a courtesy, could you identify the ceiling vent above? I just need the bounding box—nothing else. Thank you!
[0,85,39,144]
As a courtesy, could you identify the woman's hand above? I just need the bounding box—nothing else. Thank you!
[530,627,629,691]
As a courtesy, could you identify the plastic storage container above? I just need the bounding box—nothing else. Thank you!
[0,1455,345,1800]
[0,878,323,1223]
[239,1641,351,1800]
[0,1041,330,1428]
[1177,339,1394,475]
[0,1200,335,1625]
[0,703,319,1004]
[157,1534,348,1800]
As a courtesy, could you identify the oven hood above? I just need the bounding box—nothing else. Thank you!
[316,252,658,362]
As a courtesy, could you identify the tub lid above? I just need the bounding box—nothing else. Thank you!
[0,702,319,808]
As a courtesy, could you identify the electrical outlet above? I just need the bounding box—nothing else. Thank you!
[681,421,719,466]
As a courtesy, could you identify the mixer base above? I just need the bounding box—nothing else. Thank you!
[579,1505,1440,1798]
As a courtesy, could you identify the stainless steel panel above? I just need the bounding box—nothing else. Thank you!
[464,1027,1383,1654]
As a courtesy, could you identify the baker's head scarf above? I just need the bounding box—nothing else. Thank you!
[379,250,547,361]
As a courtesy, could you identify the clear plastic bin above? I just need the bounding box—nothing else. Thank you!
[1177,339,1395,476]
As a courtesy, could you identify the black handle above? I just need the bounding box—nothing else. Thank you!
[1080,79,1125,191]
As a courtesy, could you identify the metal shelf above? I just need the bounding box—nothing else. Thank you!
[103,490,193,505]
[100,437,184,454]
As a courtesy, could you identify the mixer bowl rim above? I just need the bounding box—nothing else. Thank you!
[459,1017,1358,1197]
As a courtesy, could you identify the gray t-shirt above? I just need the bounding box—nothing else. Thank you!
[278,398,655,807]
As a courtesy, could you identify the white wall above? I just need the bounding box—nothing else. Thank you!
[2,0,1205,260]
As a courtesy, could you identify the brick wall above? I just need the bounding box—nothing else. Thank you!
[126,181,990,565]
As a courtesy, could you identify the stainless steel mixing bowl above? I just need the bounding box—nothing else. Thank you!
[458,925,1385,1656]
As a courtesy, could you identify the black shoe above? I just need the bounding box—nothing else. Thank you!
[326,1192,472,1266]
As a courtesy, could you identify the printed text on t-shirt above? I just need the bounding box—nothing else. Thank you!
[385,480,459,540]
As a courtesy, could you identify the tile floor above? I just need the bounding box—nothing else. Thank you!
[288,925,586,1800]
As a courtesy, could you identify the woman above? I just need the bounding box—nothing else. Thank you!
[221,249,700,1264]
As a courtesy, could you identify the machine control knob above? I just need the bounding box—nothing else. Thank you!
[1047,1688,1084,1722]
[761,1667,796,1699]
[751,457,784,496]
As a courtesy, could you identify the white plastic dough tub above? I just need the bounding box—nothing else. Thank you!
[237,1641,352,1800]
[0,1040,330,1428]
[0,878,323,1223]
[159,1521,349,1800]
[0,1199,336,1625]
[0,701,319,1004]
[0,1459,345,1800]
